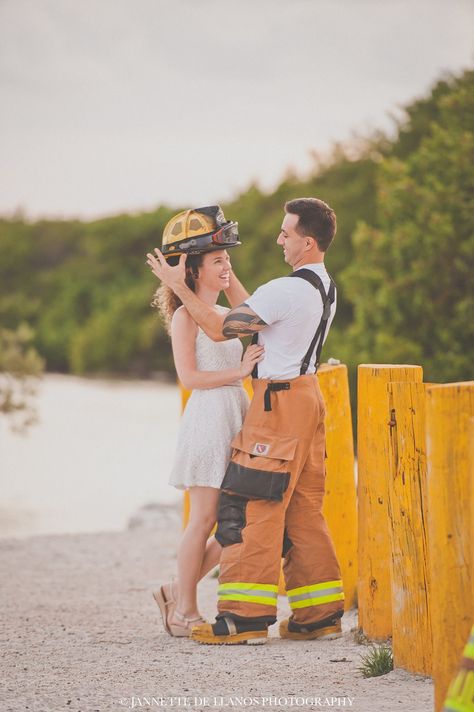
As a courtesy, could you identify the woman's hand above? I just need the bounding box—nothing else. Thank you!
[146,249,187,294]
[239,343,265,378]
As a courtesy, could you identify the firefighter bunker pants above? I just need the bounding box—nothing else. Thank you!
[215,373,344,626]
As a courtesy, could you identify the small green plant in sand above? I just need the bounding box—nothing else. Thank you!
[358,645,393,678]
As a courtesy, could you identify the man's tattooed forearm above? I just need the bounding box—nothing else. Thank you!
[222,304,267,337]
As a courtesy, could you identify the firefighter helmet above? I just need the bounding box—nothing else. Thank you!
[162,205,240,263]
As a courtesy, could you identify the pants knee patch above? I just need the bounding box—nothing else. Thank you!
[215,493,247,547]
[221,462,290,501]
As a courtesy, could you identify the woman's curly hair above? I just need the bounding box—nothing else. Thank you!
[151,253,205,333]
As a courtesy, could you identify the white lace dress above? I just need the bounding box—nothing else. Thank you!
[168,305,250,490]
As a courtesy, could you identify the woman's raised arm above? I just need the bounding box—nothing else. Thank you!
[224,268,250,308]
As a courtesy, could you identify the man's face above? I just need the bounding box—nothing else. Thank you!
[276,213,307,267]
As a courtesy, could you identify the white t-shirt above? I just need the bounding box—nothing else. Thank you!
[245,263,336,380]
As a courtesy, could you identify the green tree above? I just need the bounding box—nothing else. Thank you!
[0,325,44,432]
[69,283,172,375]
[0,69,471,392]
[341,70,474,382]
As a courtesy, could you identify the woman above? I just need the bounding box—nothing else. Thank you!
[151,242,263,637]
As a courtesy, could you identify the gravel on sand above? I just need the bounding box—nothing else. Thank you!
[0,506,433,712]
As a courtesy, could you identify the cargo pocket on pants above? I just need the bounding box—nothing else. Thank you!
[215,492,247,547]
[220,427,298,502]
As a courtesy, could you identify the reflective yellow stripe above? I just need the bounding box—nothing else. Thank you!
[287,580,343,597]
[218,581,279,607]
[218,582,279,593]
[464,642,474,660]
[219,593,277,606]
[443,670,474,712]
[287,580,344,609]
[443,627,474,712]
[289,592,345,609]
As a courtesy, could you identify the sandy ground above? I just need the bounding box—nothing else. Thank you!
[0,505,433,712]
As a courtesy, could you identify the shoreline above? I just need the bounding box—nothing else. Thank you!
[0,501,183,542]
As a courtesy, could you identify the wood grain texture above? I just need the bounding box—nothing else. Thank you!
[442,421,474,712]
[387,381,432,674]
[425,383,474,712]
[319,364,357,610]
[358,364,423,640]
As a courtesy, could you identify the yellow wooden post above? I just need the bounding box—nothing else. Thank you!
[386,381,432,674]
[441,420,474,711]
[180,384,192,529]
[318,364,357,610]
[357,364,423,640]
[471,418,474,614]
[425,382,474,712]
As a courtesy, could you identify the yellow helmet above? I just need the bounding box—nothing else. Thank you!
[162,205,240,263]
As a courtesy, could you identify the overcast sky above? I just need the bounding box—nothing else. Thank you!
[1,0,473,220]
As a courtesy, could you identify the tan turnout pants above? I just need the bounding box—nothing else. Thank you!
[215,374,344,626]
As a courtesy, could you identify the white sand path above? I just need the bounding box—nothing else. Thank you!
[0,507,433,712]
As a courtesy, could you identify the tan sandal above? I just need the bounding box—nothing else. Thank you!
[168,611,207,638]
[152,580,177,635]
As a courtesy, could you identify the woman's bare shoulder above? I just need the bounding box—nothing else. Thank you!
[171,305,198,333]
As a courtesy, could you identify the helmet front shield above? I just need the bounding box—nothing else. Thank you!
[163,223,240,257]
[161,205,240,259]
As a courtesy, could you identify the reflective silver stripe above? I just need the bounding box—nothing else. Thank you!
[223,617,237,635]
[288,586,343,603]
[218,588,277,599]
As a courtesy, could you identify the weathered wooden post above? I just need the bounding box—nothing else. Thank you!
[358,364,423,640]
[319,363,357,610]
[386,381,432,673]
[442,418,474,712]
[425,383,474,711]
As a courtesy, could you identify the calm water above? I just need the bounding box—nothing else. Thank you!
[0,374,182,538]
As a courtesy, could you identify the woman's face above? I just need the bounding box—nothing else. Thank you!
[196,250,231,291]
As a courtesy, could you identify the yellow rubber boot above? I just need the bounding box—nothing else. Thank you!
[191,619,268,646]
[279,617,342,641]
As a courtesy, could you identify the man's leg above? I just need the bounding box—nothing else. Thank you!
[281,417,344,638]
[190,493,286,644]
[191,427,311,643]
[190,375,323,644]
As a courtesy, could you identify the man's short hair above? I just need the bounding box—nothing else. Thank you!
[284,198,336,252]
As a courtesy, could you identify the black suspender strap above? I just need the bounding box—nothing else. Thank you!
[249,268,336,380]
[250,332,259,379]
[289,268,336,375]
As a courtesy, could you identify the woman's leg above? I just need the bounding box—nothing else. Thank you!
[172,486,221,619]
[198,535,222,579]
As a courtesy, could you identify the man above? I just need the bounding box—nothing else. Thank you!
[147,197,344,645]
